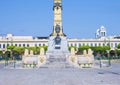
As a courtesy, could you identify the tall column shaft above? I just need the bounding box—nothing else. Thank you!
[51,0,65,36]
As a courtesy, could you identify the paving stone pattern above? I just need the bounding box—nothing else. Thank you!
[0,62,120,85]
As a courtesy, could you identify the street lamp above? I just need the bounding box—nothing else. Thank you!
[97,53,102,68]
[3,50,8,67]
[10,44,16,68]
[13,55,16,68]
[6,37,9,67]
[107,50,111,67]
[3,50,5,65]
[99,57,102,68]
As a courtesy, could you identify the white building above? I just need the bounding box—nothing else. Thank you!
[0,26,120,50]
[96,26,107,39]
[0,34,48,50]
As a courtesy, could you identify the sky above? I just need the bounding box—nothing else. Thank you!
[0,0,120,38]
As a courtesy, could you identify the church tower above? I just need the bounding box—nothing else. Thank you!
[51,0,66,36]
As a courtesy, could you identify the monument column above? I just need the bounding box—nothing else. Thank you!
[47,0,69,55]
[51,0,65,36]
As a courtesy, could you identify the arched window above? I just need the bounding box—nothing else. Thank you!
[27,44,29,47]
[91,43,93,47]
[115,43,117,48]
[95,43,97,46]
[87,43,89,46]
[107,43,110,46]
[39,44,41,46]
[103,43,105,46]
[79,43,81,47]
[19,44,21,47]
[104,32,105,36]
[3,44,5,48]
[83,43,85,46]
[23,44,25,47]
[7,44,9,46]
[75,43,77,46]
[99,43,101,46]
[15,44,17,46]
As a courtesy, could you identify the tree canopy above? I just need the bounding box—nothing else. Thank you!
[117,44,120,49]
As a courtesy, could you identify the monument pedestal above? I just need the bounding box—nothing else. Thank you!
[46,36,69,56]
[45,36,70,68]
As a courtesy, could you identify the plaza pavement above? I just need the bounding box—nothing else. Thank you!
[0,61,120,85]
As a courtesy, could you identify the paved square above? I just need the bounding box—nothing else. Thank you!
[0,62,120,85]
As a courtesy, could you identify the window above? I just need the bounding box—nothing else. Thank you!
[19,44,21,47]
[75,43,77,47]
[103,43,105,46]
[0,44,1,48]
[27,44,29,47]
[39,44,41,46]
[15,44,17,46]
[79,43,81,47]
[7,44,9,46]
[35,44,37,47]
[95,43,97,46]
[23,44,25,47]
[115,43,117,48]
[43,44,45,46]
[83,43,85,46]
[91,43,93,47]
[87,43,89,46]
[107,43,110,46]
[3,44,5,48]
[99,43,101,46]
[104,32,105,36]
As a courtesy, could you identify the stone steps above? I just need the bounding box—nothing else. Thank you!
[40,54,72,68]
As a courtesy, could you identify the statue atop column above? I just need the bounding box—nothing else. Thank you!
[50,0,66,36]
[46,0,69,55]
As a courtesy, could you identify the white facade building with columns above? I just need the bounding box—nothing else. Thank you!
[0,27,120,51]
[0,34,48,50]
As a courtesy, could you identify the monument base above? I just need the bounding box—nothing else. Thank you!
[45,36,70,68]
[46,36,69,56]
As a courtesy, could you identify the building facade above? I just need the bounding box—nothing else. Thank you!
[0,30,120,51]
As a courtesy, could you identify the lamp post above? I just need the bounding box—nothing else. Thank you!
[6,38,9,66]
[98,53,102,68]
[99,57,102,68]
[11,46,16,68]
[3,50,6,66]
[108,37,111,67]
[107,50,111,67]
[3,50,8,67]
[9,37,16,68]
[13,55,16,68]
